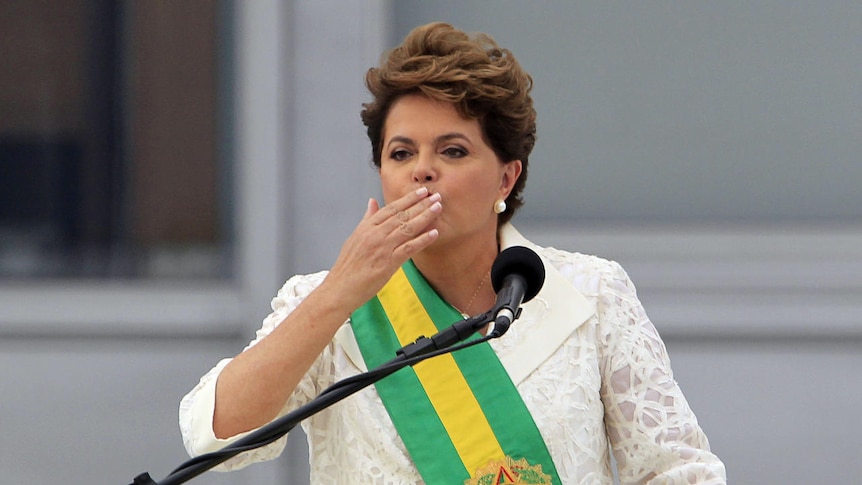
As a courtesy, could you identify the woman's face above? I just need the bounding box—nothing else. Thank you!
[379,94,521,247]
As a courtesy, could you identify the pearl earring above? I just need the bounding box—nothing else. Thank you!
[493,199,507,214]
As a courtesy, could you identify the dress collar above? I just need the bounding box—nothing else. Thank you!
[335,224,596,384]
[495,224,595,384]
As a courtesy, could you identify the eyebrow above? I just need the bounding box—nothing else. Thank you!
[385,132,473,149]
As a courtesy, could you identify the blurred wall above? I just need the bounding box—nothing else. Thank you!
[393,1,862,224]
[2,2,860,484]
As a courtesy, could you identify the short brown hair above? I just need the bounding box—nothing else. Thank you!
[361,22,536,225]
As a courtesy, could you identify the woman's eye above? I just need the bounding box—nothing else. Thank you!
[442,146,467,158]
[390,149,411,161]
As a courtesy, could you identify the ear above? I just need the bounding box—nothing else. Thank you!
[498,160,523,199]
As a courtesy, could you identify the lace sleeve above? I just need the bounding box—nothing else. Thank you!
[597,262,726,484]
[178,271,331,471]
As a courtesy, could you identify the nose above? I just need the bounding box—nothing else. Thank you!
[411,152,437,183]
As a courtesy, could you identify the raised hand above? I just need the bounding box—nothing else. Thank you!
[324,186,442,310]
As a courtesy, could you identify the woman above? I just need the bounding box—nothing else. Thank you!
[180,22,726,484]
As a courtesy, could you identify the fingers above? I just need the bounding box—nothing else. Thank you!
[389,194,440,240]
[356,187,442,263]
[394,226,439,261]
[369,187,428,223]
[326,189,441,308]
[364,197,379,218]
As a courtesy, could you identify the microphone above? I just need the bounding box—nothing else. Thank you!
[488,246,545,337]
[396,246,545,360]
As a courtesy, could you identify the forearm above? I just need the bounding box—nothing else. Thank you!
[212,279,354,439]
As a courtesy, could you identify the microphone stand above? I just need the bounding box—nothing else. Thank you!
[130,311,499,485]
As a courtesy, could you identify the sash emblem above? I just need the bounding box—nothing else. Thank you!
[465,456,552,485]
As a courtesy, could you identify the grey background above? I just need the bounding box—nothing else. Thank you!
[394,1,862,224]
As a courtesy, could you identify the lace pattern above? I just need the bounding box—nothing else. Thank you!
[179,247,726,484]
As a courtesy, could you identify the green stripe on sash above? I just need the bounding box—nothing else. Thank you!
[352,296,469,481]
[351,261,561,484]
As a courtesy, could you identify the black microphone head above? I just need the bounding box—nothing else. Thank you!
[490,246,546,303]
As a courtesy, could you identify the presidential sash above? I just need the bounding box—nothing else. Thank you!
[351,260,561,485]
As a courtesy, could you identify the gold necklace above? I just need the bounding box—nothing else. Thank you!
[456,272,489,317]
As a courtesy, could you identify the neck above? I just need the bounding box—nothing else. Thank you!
[412,230,499,317]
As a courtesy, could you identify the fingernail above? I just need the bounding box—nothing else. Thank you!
[430,201,442,212]
[429,192,441,202]
[428,229,439,238]
[415,187,428,196]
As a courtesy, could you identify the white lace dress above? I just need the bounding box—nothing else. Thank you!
[179,227,726,484]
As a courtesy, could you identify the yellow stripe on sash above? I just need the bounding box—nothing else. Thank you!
[377,267,506,474]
